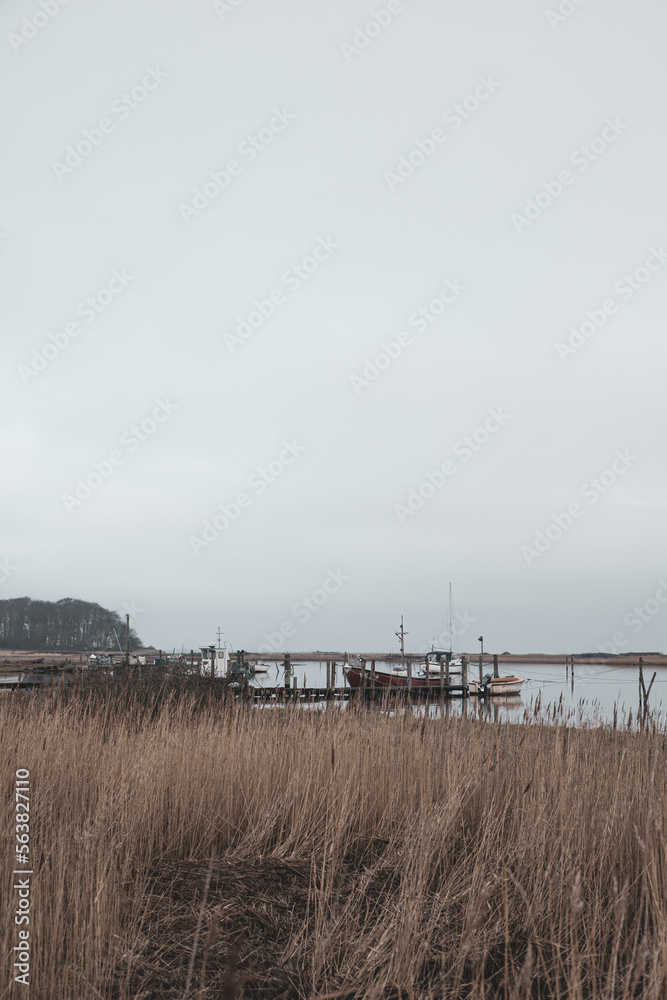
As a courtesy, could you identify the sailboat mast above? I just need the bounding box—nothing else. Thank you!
[448,582,453,654]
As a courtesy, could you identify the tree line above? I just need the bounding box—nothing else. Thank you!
[0,597,143,651]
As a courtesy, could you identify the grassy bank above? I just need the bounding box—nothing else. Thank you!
[1,678,666,998]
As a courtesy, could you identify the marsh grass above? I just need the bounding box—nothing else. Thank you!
[1,676,666,998]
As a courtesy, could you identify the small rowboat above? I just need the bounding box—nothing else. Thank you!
[251,661,272,675]
[468,674,524,696]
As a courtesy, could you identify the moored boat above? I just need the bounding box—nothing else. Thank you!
[345,615,466,690]
[392,649,462,679]
[343,663,458,690]
[251,661,272,674]
[200,642,229,677]
[468,674,525,696]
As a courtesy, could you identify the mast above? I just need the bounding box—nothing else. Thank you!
[448,582,453,654]
[395,615,408,672]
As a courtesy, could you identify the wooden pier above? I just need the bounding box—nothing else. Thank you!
[249,684,469,703]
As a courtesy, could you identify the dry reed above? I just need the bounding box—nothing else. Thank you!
[1,675,666,998]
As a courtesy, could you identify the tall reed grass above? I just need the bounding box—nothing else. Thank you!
[1,676,666,998]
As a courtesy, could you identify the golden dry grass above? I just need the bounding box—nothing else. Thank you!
[1,677,667,999]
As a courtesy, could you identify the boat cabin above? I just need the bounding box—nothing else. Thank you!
[199,645,230,678]
[426,650,449,663]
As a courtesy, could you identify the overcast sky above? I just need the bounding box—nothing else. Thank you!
[2,0,666,656]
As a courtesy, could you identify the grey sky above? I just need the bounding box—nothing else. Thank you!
[2,0,666,655]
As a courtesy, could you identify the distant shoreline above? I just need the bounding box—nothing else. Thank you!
[1,649,665,667]
[250,652,667,666]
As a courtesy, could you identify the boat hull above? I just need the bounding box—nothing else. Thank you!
[469,676,524,696]
[344,666,459,690]
[344,667,524,696]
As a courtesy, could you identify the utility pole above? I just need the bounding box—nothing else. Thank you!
[478,635,484,683]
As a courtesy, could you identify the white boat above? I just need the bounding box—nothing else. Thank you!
[469,674,524,696]
[393,649,463,678]
[199,643,229,678]
[251,661,272,674]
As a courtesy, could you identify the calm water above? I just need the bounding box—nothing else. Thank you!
[251,659,667,727]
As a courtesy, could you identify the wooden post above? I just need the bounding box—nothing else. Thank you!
[284,652,291,695]
[371,659,376,698]
[462,656,468,719]
[645,671,656,721]
[360,658,366,700]
[639,656,644,722]
[326,660,330,692]
[493,653,498,678]
[331,661,336,689]
[479,651,483,684]
[293,676,298,699]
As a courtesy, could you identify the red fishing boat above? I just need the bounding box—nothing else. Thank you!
[343,662,459,690]
[344,616,464,690]
[344,662,524,695]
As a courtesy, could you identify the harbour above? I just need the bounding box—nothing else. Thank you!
[4,649,666,727]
